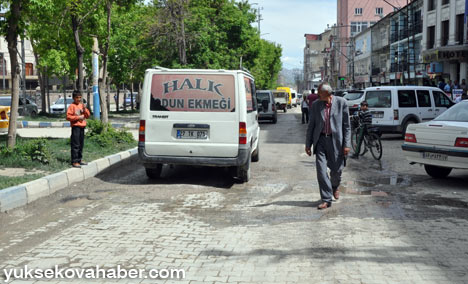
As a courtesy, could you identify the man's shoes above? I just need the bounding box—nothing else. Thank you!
[350,154,359,159]
[79,161,88,165]
[317,202,331,210]
[72,163,81,168]
[333,188,340,200]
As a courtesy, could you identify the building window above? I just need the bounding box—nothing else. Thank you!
[350,22,368,36]
[456,14,464,44]
[355,8,363,15]
[441,20,449,46]
[370,21,376,26]
[428,0,435,11]
[25,63,33,76]
[427,26,435,49]
[442,0,449,5]
[376,8,383,15]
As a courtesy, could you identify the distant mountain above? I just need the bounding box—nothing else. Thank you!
[278,68,302,88]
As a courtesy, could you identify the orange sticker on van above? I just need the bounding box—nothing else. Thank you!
[150,74,235,112]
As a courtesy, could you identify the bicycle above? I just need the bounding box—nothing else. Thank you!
[350,115,383,160]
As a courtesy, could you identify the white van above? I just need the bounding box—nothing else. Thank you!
[138,68,260,182]
[364,86,454,136]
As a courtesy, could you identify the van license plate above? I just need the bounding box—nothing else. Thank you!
[421,152,448,161]
[177,130,207,140]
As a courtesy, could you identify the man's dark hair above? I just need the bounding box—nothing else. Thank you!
[360,101,368,106]
[72,90,82,98]
[311,89,315,94]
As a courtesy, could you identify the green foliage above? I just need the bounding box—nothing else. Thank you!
[86,119,135,147]
[0,138,51,164]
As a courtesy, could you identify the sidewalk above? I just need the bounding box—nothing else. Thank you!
[0,115,140,212]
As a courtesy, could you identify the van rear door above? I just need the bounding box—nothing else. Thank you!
[365,90,393,126]
[144,73,238,158]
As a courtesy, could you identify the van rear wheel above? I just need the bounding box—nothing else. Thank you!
[252,143,260,162]
[236,156,251,183]
[145,164,162,179]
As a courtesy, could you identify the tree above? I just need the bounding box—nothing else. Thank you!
[68,0,103,93]
[1,0,24,147]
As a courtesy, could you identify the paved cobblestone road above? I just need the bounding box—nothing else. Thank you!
[1,108,468,284]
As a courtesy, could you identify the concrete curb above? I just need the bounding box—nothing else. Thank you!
[16,121,138,129]
[0,147,138,213]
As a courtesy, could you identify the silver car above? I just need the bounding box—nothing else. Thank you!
[256,90,277,124]
[0,96,39,117]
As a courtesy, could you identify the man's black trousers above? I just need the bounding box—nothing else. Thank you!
[302,107,309,123]
[71,126,85,164]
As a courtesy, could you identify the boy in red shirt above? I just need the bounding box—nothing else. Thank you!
[66,90,90,168]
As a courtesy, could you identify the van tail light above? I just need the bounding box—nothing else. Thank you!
[239,122,247,144]
[0,111,6,120]
[139,120,145,142]
[455,138,468,148]
[271,103,275,111]
[393,109,399,120]
[352,104,359,108]
[404,133,417,143]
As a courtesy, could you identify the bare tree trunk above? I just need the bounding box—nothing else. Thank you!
[116,86,120,112]
[106,82,110,112]
[46,69,50,114]
[98,0,112,125]
[71,12,85,93]
[130,81,134,110]
[33,50,47,113]
[137,82,142,109]
[179,4,187,65]
[6,0,22,148]
[63,76,67,112]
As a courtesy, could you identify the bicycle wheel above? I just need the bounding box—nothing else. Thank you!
[368,133,383,160]
[352,129,366,156]
[351,129,358,152]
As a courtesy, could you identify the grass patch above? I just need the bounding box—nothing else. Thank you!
[0,120,137,189]
[0,174,45,189]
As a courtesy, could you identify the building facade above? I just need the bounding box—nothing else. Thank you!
[371,13,392,86]
[352,28,372,89]
[422,0,468,87]
[303,29,332,90]
[389,0,424,85]
[336,0,407,88]
[0,37,39,92]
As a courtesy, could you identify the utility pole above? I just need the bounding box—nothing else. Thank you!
[92,36,100,119]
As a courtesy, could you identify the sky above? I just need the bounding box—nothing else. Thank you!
[251,0,337,70]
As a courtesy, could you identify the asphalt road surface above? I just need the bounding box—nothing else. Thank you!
[1,107,468,284]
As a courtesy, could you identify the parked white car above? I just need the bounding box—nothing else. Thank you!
[402,100,468,178]
[50,98,74,114]
[364,86,454,137]
[343,90,365,115]
[138,68,260,182]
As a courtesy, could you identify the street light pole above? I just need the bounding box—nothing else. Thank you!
[0,53,5,93]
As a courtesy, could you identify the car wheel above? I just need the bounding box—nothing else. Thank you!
[402,120,416,139]
[424,165,452,179]
[283,108,287,113]
[235,154,251,183]
[251,143,259,162]
[145,164,162,179]
[272,116,277,124]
